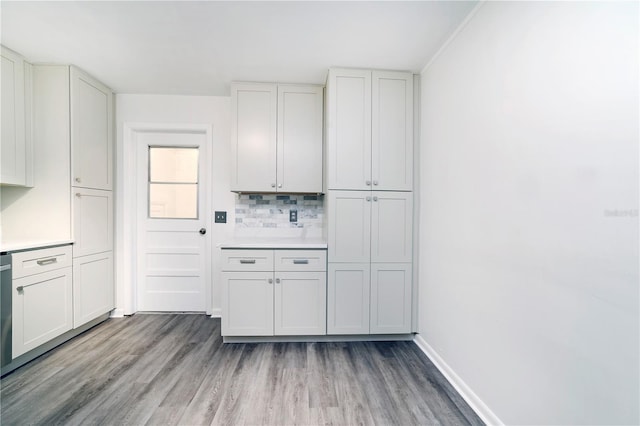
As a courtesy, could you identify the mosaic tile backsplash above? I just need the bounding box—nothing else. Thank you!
[235,194,324,229]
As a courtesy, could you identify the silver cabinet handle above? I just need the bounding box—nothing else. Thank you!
[366,196,371,202]
[16,286,24,293]
[278,184,282,188]
[293,259,309,264]
[365,180,371,186]
[275,278,281,284]
[75,193,82,198]
[239,259,256,264]
[75,177,81,183]
[37,258,58,266]
[373,180,378,186]
[268,278,273,284]
[373,196,378,202]
[271,183,276,188]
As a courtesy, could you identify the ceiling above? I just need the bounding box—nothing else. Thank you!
[1,1,477,96]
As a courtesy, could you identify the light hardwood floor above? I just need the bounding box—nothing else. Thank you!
[0,314,483,425]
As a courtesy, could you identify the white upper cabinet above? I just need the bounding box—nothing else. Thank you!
[231,82,323,193]
[231,83,277,192]
[70,66,113,190]
[277,85,323,193]
[326,69,371,191]
[1,46,32,187]
[371,71,413,191]
[326,68,413,191]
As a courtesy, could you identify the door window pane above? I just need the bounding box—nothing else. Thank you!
[149,147,198,183]
[149,147,199,218]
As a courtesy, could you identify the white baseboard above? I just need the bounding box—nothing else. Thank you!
[110,308,125,318]
[414,334,503,426]
[210,308,222,318]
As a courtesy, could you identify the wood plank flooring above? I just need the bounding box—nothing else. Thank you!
[0,314,483,425]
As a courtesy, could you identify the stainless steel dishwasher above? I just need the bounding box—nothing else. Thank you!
[1,253,12,368]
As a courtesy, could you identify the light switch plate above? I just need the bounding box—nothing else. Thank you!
[289,210,297,222]
[214,211,227,223]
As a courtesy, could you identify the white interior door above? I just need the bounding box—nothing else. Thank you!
[136,130,209,312]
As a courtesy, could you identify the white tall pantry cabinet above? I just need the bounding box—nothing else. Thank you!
[70,67,114,328]
[325,68,414,335]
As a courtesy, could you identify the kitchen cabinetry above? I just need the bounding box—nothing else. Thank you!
[12,246,73,358]
[70,66,113,190]
[327,191,412,263]
[72,188,113,257]
[327,263,370,335]
[68,66,114,328]
[231,82,323,193]
[325,68,413,191]
[370,263,412,334]
[327,190,412,335]
[1,45,32,187]
[72,251,114,328]
[222,249,327,337]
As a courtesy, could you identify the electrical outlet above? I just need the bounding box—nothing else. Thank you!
[289,210,297,222]
[214,211,227,223]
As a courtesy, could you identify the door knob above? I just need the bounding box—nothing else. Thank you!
[199,228,207,235]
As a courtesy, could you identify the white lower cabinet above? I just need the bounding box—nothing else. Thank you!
[73,251,114,328]
[222,249,327,337]
[370,263,412,334]
[275,271,326,336]
[222,271,274,336]
[12,266,73,358]
[328,262,412,335]
[327,263,370,335]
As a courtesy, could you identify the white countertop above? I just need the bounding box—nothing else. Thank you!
[219,238,327,249]
[1,239,75,253]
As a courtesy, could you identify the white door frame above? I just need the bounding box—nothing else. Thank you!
[119,122,213,315]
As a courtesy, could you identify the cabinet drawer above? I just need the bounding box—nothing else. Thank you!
[221,249,274,271]
[275,250,327,272]
[12,245,72,279]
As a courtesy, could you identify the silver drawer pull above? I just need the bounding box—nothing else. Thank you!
[37,258,58,266]
[16,286,24,293]
[293,259,309,265]
[239,259,256,264]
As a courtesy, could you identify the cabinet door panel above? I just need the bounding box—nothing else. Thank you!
[275,271,326,335]
[372,71,413,191]
[13,267,73,358]
[327,263,369,335]
[222,271,274,336]
[1,46,26,185]
[328,191,371,263]
[370,263,411,334]
[73,188,113,257]
[277,85,323,193]
[371,192,412,263]
[70,66,113,190]
[73,252,114,328]
[326,69,371,190]
[231,83,277,192]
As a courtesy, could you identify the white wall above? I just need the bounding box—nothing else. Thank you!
[115,94,233,316]
[419,2,638,425]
